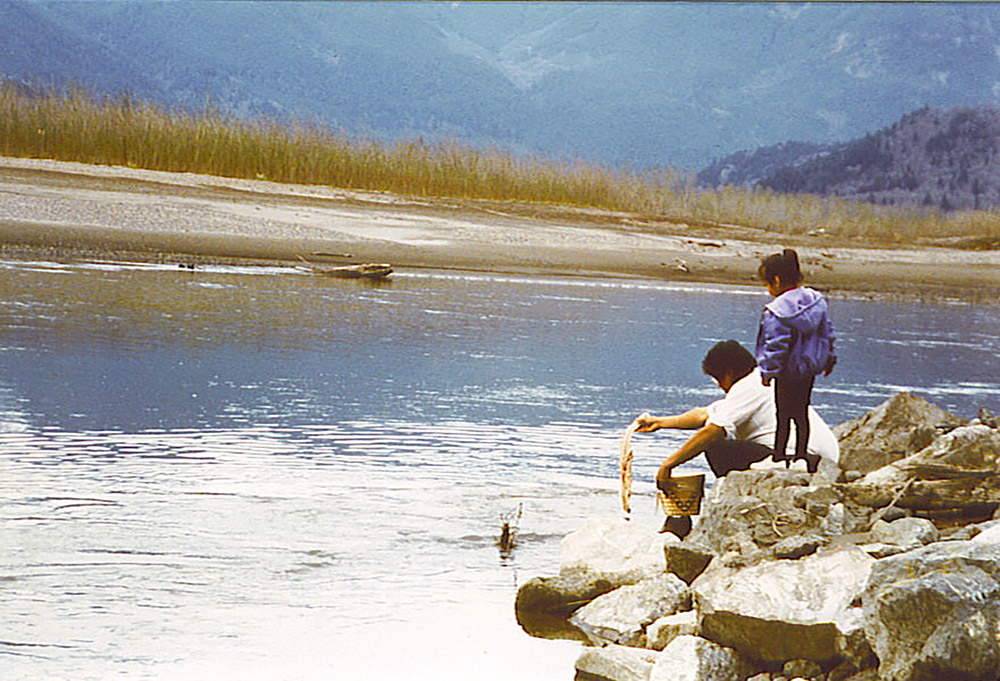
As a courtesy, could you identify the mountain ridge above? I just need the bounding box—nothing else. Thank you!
[4,3,1000,169]
[699,104,1000,212]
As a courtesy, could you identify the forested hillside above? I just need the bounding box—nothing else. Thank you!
[701,106,1000,212]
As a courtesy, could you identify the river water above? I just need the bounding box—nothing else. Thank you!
[2,260,998,680]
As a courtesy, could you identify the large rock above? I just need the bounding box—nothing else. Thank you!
[686,469,811,555]
[771,533,824,560]
[834,392,964,475]
[517,517,673,629]
[646,610,699,651]
[664,540,715,585]
[865,538,1000,585]
[686,469,860,558]
[649,635,749,681]
[973,521,1000,543]
[869,516,939,548]
[569,573,691,647]
[863,541,1000,681]
[862,424,1000,486]
[560,517,673,584]
[840,425,1000,521]
[515,569,618,618]
[692,545,875,664]
[575,644,658,681]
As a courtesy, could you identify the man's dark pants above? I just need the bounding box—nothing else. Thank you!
[703,438,774,476]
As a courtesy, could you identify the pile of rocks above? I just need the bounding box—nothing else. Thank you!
[515,393,1000,681]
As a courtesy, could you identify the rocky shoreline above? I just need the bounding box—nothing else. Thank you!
[515,393,1000,681]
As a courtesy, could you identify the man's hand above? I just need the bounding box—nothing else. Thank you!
[634,414,660,433]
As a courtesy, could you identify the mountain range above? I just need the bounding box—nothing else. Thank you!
[3,2,1000,171]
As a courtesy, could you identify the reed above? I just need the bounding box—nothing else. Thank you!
[2,82,997,244]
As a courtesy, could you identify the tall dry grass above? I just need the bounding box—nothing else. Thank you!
[2,82,997,244]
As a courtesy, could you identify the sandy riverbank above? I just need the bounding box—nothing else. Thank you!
[2,156,999,301]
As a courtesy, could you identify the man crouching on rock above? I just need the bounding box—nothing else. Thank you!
[635,340,840,538]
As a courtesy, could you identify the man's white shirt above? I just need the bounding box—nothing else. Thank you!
[705,367,840,463]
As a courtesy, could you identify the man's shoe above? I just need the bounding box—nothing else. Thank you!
[660,515,692,540]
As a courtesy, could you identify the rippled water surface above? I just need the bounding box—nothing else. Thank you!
[2,260,999,680]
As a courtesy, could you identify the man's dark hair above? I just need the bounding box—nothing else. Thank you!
[702,340,757,383]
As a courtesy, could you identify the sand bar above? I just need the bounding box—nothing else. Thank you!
[1,156,999,302]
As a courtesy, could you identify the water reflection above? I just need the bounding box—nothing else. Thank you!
[1,260,998,679]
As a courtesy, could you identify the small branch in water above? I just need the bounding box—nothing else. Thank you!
[498,503,523,555]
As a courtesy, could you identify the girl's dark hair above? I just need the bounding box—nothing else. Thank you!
[702,340,756,383]
[758,248,803,285]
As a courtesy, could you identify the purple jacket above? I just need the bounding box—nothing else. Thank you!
[756,286,836,381]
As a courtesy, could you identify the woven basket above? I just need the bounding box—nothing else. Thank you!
[659,473,705,516]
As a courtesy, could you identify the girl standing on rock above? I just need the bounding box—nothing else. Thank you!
[756,249,836,473]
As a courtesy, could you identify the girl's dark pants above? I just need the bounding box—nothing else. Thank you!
[773,373,814,464]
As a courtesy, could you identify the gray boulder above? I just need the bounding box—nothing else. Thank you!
[516,516,673,628]
[972,521,1000,543]
[575,644,658,681]
[975,406,998,429]
[862,537,1000,599]
[783,658,824,679]
[834,392,964,475]
[869,516,939,548]
[569,573,691,647]
[649,635,749,681]
[841,425,1000,522]
[862,424,1000,486]
[692,545,875,664]
[772,534,824,560]
[863,541,1000,681]
[686,469,862,559]
[686,469,815,555]
[646,610,699,651]
[515,569,618,618]
[560,517,673,583]
[664,540,715,585]
[855,542,911,560]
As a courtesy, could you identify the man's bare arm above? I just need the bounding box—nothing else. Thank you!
[655,423,726,489]
[636,407,709,433]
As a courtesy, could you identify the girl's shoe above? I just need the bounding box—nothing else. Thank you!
[794,453,821,474]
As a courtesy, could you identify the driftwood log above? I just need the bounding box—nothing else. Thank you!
[838,466,1000,525]
[296,257,393,280]
[310,263,393,279]
[839,476,999,509]
[837,420,1000,525]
